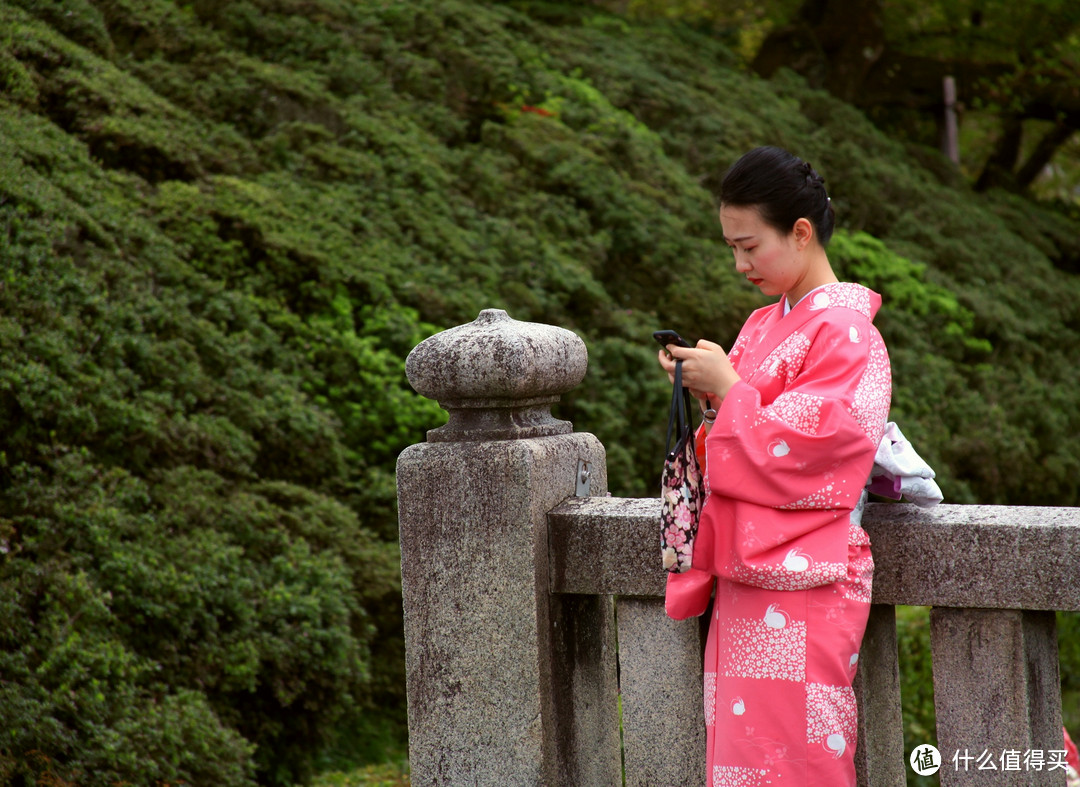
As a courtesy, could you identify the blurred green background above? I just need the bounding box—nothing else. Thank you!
[1,0,1077,784]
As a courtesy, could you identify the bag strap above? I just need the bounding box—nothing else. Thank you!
[664,360,695,460]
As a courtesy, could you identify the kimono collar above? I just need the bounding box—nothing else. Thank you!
[784,284,832,317]
[739,283,881,374]
[783,282,880,321]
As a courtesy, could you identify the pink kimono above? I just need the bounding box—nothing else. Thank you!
[667,282,892,787]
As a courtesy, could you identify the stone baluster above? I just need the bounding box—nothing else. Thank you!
[931,608,1064,786]
[397,309,619,786]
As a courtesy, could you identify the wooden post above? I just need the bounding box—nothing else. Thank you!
[943,75,960,164]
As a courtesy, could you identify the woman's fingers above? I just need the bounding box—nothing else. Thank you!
[660,342,739,400]
[658,347,677,384]
[665,342,739,400]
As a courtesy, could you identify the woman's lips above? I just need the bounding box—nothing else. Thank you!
[747,277,763,286]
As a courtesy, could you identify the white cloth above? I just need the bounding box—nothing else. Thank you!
[851,422,943,526]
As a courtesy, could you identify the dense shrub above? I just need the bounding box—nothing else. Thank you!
[1,0,1078,782]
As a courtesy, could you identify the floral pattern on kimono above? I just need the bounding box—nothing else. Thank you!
[668,282,891,787]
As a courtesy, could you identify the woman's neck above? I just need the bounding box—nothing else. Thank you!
[785,247,837,306]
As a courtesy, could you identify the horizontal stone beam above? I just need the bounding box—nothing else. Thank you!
[549,497,662,597]
[547,499,1080,611]
[859,503,1080,610]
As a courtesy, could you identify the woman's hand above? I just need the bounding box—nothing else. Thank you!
[657,340,740,404]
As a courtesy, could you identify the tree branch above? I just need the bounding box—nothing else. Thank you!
[1015,123,1076,190]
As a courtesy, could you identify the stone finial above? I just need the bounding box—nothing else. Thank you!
[405,309,588,442]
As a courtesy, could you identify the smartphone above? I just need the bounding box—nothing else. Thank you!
[653,329,691,350]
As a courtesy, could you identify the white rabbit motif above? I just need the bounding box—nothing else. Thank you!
[764,603,789,629]
[825,733,846,757]
[731,697,745,716]
[768,439,790,458]
[782,548,809,572]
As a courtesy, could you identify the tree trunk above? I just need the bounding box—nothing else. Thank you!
[811,0,886,103]
[976,115,1023,192]
[1015,123,1075,190]
[752,0,886,101]
[751,0,1080,190]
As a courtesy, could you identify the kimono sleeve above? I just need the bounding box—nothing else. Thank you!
[665,567,714,620]
[703,316,887,512]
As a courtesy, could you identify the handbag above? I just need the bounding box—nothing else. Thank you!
[660,359,705,573]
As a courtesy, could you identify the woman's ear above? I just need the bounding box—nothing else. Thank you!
[793,217,814,250]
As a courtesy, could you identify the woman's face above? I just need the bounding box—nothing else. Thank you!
[719,204,804,299]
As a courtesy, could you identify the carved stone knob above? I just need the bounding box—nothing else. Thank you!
[405,309,588,442]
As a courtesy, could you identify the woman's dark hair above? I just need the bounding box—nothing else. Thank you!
[720,146,835,245]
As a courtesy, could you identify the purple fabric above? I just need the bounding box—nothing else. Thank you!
[867,475,902,500]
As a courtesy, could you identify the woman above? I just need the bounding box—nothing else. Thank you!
[659,146,892,786]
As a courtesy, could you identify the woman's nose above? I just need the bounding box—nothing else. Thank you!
[734,255,752,273]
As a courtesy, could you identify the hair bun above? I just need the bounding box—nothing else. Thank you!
[803,162,825,189]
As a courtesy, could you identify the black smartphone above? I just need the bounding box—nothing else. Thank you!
[653,329,691,350]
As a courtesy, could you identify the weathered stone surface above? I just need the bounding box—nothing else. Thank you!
[549,593,621,786]
[853,604,906,787]
[546,498,1077,786]
[548,496,664,596]
[931,608,1064,787]
[863,504,1080,610]
[548,500,1080,610]
[398,308,619,785]
[617,597,707,787]
[405,309,588,442]
[397,432,611,786]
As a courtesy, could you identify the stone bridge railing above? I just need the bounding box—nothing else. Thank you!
[396,309,1079,786]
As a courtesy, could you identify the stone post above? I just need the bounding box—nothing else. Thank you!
[853,604,907,787]
[396,309,617,786]
[931,608,1064,787]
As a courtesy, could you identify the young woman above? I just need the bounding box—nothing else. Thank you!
[658,146,892,787]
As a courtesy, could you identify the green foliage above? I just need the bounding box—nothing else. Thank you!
[0,458,259,786]
[896,607,939,787]
[1,0,1078,782]
[310,763,410,787]
[0,449,392,785]
[1060,611,1080,734]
